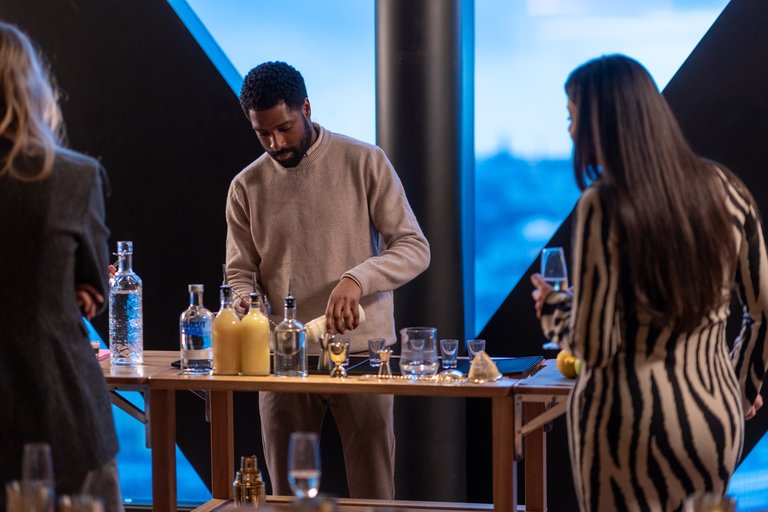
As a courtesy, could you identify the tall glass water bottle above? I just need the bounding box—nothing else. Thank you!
[273,294,307,377]
[109,240,143,365]
[179,284,213,375]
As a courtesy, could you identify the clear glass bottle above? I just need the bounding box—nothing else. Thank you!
[273,294,307,377]
[109,240,143,365]
[213,283,241,375]
[179,284,213,375]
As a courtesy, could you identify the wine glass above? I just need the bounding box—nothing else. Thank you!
[21,442,55,512]
[541,247,568,291]
[287,432,321,499]
[540,247,568,351]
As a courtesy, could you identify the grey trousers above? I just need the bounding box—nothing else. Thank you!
[259,391,395,499]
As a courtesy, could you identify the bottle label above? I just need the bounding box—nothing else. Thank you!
[183,348,212,359]
[182,320,210,336]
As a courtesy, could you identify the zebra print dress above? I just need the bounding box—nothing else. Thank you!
[541,178,768,511]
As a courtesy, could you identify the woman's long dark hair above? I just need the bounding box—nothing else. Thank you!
[565,54,755,332]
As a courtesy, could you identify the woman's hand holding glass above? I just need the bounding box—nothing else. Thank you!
[534,247,569,350]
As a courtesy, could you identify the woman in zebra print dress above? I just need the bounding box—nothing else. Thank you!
[531,55,768,511]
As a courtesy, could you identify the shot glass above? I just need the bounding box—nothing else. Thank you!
[467,339,486,362]
[439,339,459,370]
[368,338,386,368]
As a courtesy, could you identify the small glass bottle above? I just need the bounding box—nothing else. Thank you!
[240,291,271,376]
[232,455,266,508]
[179,284,213,375]
[109,240,143,366]
[273,294,307,377]
[213,283,241,375]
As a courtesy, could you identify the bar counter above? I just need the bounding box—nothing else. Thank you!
[101,351,574,512]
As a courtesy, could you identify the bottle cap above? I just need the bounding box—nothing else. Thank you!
[284,295,296,308]
[189,284,204,293]
[242,455,258,472]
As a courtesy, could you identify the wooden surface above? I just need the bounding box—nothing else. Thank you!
[99,350,178,385]
[523,403,546,512]
[513,360,574,396]
[148,369,518,397]
[149,387,176,511]
[102,351,576,512]
[210,390,234,499]
[192,496,510,511]
[491,396,517,512]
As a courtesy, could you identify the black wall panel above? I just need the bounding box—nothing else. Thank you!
[2,0,263,495]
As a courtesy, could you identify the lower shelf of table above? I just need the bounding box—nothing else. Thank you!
[192,496,525,512]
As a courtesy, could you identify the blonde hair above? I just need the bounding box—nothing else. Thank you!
[0,22,63,181]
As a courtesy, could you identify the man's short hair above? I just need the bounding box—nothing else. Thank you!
[240,61,307,112]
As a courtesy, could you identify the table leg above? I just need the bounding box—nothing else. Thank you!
[492,395,517,512]
[523,402,547,512]
[210,390,234,499]
[150,388,177,512]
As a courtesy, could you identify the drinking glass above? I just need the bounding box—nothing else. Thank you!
[541,247,568,291]
[467,339,486,362]
[541,247,568,350]
[368,338,386,368]
[399,327,439,378]
[287,432,321,499]
[439,339,459,370]
[328,337,350,378]
[21,442,55,512]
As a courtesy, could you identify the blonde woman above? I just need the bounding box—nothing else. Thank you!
[0,22,122,510]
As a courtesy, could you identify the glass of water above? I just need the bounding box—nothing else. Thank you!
[368,338,386,368]
[541,247,568,350]
[439,339,459,369]
[21,442,55,512]
[288,432,321,499]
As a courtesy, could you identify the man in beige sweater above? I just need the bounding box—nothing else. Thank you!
[225,61,430,498]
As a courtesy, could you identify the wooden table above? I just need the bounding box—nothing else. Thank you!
[102,352,575,512]
[511,362,574,511]
[100,350,180,448]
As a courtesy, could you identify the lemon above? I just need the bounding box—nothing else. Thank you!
[556,349,578,378]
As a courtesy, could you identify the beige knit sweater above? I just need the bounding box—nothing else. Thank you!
[226,124,430,353]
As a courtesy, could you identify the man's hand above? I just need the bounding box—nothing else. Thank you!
[326,277,362,334]
[76,283,104,320]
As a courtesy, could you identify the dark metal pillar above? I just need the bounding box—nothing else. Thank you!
[376,0,473,501]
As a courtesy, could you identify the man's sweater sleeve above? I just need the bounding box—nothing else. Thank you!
[225,179,262,302]
[342,147,430,295]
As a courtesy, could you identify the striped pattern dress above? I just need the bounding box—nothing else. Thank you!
[541,177,768,511]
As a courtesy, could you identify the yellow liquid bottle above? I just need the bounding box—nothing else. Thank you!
[241,292,271,376]
[213,284,241,375]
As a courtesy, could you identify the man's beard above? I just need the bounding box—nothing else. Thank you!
[269,117,313,168]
